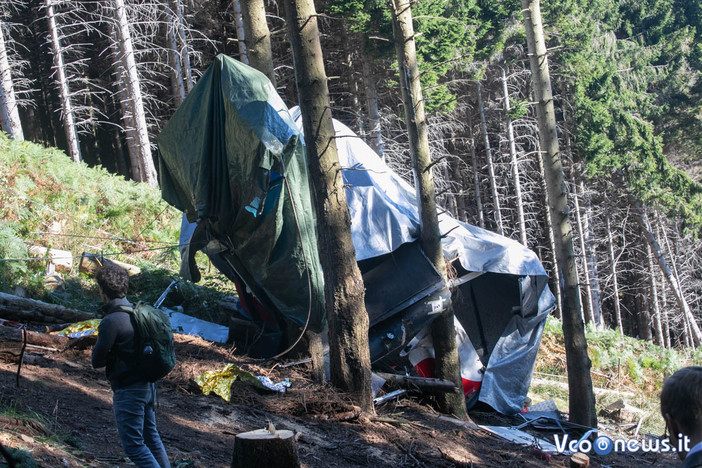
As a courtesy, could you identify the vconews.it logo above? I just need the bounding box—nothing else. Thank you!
[554,434,690,455]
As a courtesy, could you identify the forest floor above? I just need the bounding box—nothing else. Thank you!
[0,329,681,468]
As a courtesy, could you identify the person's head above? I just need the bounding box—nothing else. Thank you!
[95,263,129,302]
[660,366,702,459]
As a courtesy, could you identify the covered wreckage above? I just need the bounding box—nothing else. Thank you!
[157,55,556,414]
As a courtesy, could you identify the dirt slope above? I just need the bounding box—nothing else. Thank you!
[0,332,678,468]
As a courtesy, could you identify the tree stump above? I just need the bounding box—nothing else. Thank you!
[570,452,590,468]
[231,428,299,468]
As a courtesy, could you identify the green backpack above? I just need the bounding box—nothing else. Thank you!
[120,302,176,382]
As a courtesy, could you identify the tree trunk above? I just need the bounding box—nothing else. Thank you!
[645,241,664,346]
[537,138,562,319]
[231,429,299,468]
[391,0,466,418]
[0,292,96,324]
[580,181,602,327]
[605,211,623,332]
[284,0,373,412]
[166,14,187,107]
[170,0,193,93]
[477,82,503,235]
[522,0,596,427]
[573,181,593,325]
[241,0,275,87]
[629,197,702,347]
[467,113,484,229]
[501,66,527,246]
[232,0,248,63]
[361,48,383,158]
[46,0,83,162]
[0,22,23,140]
[341,27,363,135]
[112,0,158,187]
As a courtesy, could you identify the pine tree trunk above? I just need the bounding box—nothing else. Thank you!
[645,241,664,346]
[241,0,275,87]
[341,27,363,135]
[46,0,81,162]
[112,0,157,187]
[573,181,594,325]
[170,0,193,92]
[536,138,562,320]
[580,181,602,327]
[360,49,383,159]
[284,0,373,412]
[391,0,466,418]
[467,113,485,229]
[477,82,503,235]
[501,66,527,246]
[522,0,596,427]
[605,211,623,332]
[0,22,23,140]
[232,0,248,63]
[166,23,186,107]
[629,196,702,347]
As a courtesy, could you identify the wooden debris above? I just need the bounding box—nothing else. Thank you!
[28,245,73,273]
[231,428,300,468]
[0,292,96,324]
[0,326,69,350]
[375,371,458,393]
[569,452,589,467]
[599,399,646,424]
[79,253,141,277]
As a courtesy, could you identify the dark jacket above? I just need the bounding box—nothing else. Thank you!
[683,450,702,468]
[91,297,143,389]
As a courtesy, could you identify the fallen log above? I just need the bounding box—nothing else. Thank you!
[231,428,299,468]
[79,253,141,277]
[0,326,69,350]
[0,292,96,324]
[375,371,458,393]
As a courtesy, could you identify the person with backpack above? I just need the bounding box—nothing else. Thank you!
[92,262,172,468]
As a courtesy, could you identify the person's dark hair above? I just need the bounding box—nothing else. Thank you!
[661,366,702,435]
[95,263,129,300]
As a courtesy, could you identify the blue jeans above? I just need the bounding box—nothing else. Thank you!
[113,382,170,468]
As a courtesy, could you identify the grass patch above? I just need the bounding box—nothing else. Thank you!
[531,316,702,436]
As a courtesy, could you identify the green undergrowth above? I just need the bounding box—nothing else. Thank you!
[530,316,702,436]
[0,134,237,323]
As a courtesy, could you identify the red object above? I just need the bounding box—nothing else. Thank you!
[414,358,482,397]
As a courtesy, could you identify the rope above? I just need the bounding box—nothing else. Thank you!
[0,244,182,262]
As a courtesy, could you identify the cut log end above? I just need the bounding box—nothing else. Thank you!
[232,428,299,468]
[570,452,590,468]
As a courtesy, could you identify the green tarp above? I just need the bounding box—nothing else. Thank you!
[157,54,325,332]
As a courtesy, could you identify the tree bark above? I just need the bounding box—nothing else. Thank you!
[477,82,503,235]
[0,292,96,324]
[580,181,602,327]
[241,0,275,87]
[231,428,299,468]
[522,0,596,427]
[629,197,702,347]
[284,0,373,412]
[467,113,484,228]
[169,0,193,93]
[0,21,23,140]
[391,0,466,418]
[573,181,593,325]
[46,0,81,163]
[361,48,383,158]
[0,326,70,350]
[537,132,562,319]
[232,0,248,63]
[501,66,527,246]
[112,0,158,187]
[645,241,664,346]
[605,211,623,332]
